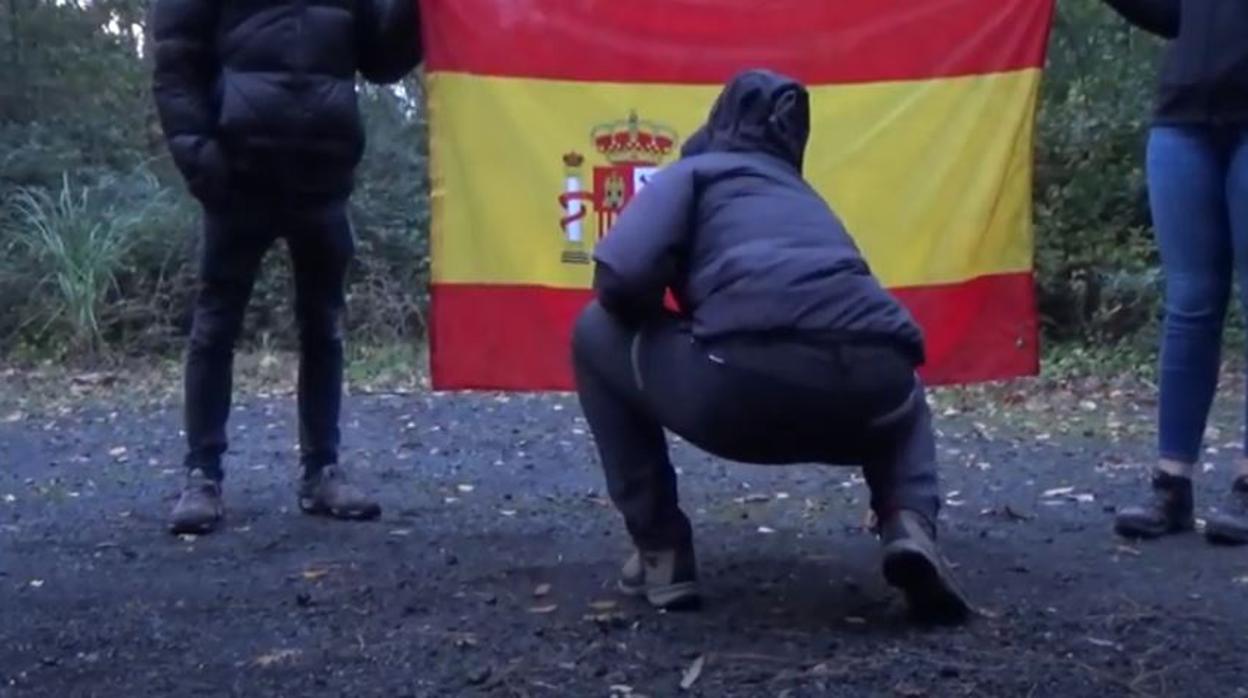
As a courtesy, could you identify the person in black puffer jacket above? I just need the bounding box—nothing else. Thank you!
[151,0,421,536]
[571,70,970,624]
[1101,1,1248,548]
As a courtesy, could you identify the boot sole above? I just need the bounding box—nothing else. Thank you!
[299,498,382,521]
[618,579,702,611]
[169,515,222,536]
[1204,522,1248,546]
[882,542,971,625]
[1113,519,1195,540]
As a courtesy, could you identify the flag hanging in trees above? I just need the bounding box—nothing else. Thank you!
[421,0,1055,391]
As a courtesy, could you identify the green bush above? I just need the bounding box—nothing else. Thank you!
[0,169,187,356]
[1034,0,1164,346]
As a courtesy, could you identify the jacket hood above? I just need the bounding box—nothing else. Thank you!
[680,69,810,171]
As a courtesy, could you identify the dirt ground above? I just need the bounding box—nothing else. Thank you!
[2,372,1247,697]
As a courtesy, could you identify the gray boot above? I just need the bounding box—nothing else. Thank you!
[880,510,971,624]
[1205,476,1248,546]
[298,466,381,521]
[618,543,700,610]
[169,469,224,535]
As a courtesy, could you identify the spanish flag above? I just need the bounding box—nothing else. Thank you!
[423,0,1054,391]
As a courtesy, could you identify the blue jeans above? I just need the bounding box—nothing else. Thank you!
[1147,126,1248,464]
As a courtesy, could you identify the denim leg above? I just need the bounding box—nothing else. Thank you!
[1147,127,1234,465]
[183,206,272,479]
[1227,132,1248,458]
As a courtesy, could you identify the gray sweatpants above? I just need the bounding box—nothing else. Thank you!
[571,301,940,551]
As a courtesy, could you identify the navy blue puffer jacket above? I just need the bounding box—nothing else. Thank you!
[592,69,926,365]
[151,0,421,202]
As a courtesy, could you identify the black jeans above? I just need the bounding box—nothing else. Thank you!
[571,301,940,551]
[183,195,353,480]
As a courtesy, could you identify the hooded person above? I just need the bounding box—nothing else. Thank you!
[570,69,971,624]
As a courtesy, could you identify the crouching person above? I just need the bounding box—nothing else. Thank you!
[151,0,422,534]
[571,70,971,623]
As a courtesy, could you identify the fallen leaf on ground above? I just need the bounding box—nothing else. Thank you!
[589,600,618,611]
[680,655,706,691]
[72,372,116,386]
[457,484,475,493]
[735,494,771,504]
[1043,486,1075,498]
[894,681,926,697]
[301,568,330,581]
[28,579,44,588]
[108,447,128,458]
[389,529,412,537]
[1087,637,1119,649]
[254,649,301,667]
[979,505,1033,521]
[757,526,776,534]
[529,604,558,614]
[533,583,552,597]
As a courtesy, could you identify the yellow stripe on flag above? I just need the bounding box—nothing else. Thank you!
[429,69,1041,289]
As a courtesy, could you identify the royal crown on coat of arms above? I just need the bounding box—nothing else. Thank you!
[558,110,680,265]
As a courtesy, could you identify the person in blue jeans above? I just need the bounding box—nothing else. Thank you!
[1104,0,1248,545]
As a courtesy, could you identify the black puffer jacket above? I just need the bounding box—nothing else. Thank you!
[1104,0,1248,127]
[151,0,421,202]
[592,70,926,365]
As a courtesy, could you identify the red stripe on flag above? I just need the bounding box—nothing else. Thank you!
[421,0,1054,85]
[429,273,1038,392]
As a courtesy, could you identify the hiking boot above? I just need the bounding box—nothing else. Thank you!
[880,510,971,624]
[298,466,382,521]
[1205,476,1248,546]
[618,543,701,611]
[1114,470,1195,539]
[170,469,224,535]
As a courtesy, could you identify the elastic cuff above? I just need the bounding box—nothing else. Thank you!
[300,458,337,476]
[873,494,940,529]
[185,460,224,482]
[628,511,693,552]
[1158,451,1198,467]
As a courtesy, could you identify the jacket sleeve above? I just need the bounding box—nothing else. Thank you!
[357,0,423,85]
[591,164,696,322]
[150,0,227,199]
[1102,0,1179,38]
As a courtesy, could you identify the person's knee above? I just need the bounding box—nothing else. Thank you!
[1165,272,1231,327]
[188,302,245,355]
[571,300,623,367]
[296,305,345,349]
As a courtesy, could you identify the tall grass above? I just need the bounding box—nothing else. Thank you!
[0,172,172,356]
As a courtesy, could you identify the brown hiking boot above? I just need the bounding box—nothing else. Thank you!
[1114,470,1195,540]
[880,510,971,624]
[169,469,224,535]
[618,543,701,610]
[298,466,381,521]
[1205,475,1248,546]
